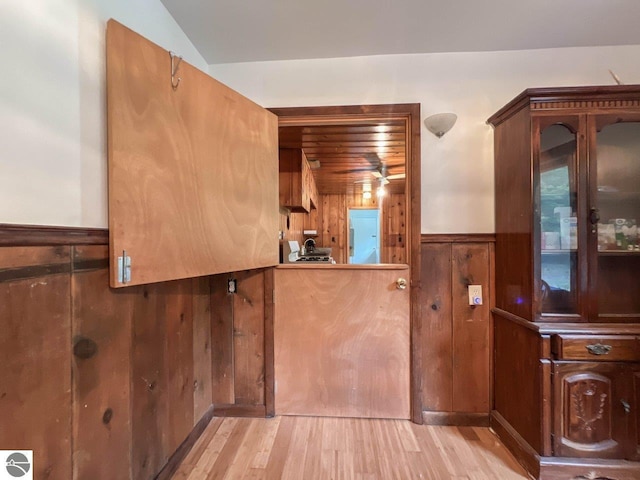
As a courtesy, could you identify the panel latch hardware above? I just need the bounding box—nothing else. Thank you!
[117,251,131,284]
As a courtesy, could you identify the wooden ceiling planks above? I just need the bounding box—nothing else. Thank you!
[279,122,407,195]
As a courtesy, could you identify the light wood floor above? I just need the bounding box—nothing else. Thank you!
[171,416,529,479]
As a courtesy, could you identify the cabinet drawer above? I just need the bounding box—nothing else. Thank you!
[553,335,640,361]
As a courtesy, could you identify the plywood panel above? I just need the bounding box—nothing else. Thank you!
[72,245,133,480]
[0,247,72,480]
[106,20,278,288]
[192,276,213,422]
[233,270,266,405]
[452,244,491,413]
[420,243,453,411]
[274,267,410,418]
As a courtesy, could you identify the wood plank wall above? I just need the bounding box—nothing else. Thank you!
[210,269,272,417]
[280,193,406,264]
[419,235,495,424]
[0,232,213,480]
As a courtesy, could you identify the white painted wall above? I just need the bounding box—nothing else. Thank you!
[0,0,207,227]
[209,46,640,233]
[2,4,639,232]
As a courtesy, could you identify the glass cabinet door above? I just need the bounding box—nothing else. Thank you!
[592,119,640,321]
[537,123,579,316]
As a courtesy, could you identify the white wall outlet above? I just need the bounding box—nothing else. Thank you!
[468,285,483,305]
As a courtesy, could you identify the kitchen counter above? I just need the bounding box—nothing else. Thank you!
[276,263,409,270]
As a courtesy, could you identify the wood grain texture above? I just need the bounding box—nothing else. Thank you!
[0,250,72,480]
[71,245,132,480]
[419,243,453,411]
[452,243,491,413]
[554,334,640,361]
[0,233,213,480]
[0,224,108,246]
[552,361,629,459]
[171,416,528,479]
[492,106,533,321]
[192,276,212,423]
[210,274,235,404]
[164,280,195,454]
[421,234,497,243]
[264,268,276,417]
[0,244,69,271]
[493,313,543,454]
[106,20,278,287]
[273,267,410,418]
[131,283,169,479]
[233,270,266,405]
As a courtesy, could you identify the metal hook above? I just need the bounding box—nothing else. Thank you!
[170,51,183,90]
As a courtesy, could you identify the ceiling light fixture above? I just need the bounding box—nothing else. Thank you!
[424,113,457,138]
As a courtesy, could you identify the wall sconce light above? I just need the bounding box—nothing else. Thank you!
[424,113,457,138]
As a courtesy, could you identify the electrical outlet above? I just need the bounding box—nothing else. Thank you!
[468,285,483,305]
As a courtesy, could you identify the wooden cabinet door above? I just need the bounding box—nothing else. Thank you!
[553,362,631,459]
[273,266,411,419]
[107,20,279,287]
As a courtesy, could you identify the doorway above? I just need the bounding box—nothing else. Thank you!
[348,208,380,264]
[269,104,422,423]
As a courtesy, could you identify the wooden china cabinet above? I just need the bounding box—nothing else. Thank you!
[488,86,640,480]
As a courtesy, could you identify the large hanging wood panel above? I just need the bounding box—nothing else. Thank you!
[106,20,279,287]
[273,266,410,419]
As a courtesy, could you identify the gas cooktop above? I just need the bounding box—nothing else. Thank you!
[296,256,332,262]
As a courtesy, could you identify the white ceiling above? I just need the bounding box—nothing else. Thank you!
[159,0,640,64]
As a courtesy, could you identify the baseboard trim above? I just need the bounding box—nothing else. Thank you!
[155,405,215,480]
[213,404,266,417]
[539,457,640,480]
[0,224,108,246]
[490,410,541,479]
[422,411,490,427]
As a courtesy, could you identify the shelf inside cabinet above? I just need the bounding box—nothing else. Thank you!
[598,249,640,256]
[541,249,577,254]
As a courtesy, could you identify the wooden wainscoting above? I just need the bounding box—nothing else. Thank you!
[210,268,274,417]
[419,234,495,424]
[0,226,213,480]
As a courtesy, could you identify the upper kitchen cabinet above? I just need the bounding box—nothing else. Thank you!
[488,86,640,323]
[106,20,279,288]
[279,148,318,213]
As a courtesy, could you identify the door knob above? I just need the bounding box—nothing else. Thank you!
[396,278,407,290]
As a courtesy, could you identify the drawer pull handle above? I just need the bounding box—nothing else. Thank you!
[621,399,631,414]
[585,343,612,355]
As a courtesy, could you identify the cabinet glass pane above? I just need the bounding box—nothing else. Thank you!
[539,125,578,315]
[595,122,640,318]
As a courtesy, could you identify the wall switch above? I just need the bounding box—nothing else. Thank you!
[468,285,483,305]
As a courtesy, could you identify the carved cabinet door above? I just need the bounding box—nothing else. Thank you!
[553,362,632,459]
